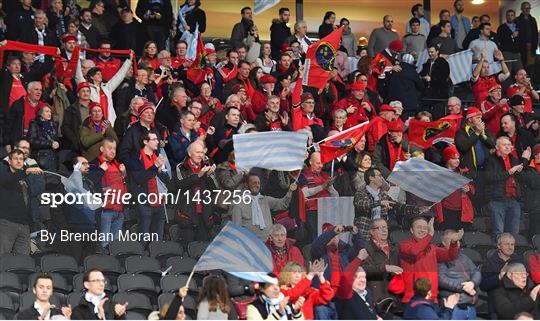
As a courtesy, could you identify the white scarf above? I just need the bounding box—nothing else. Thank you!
[85,292,106,316]
[262,293,288,320]
[250,193,266,230]
[35,27,46,62]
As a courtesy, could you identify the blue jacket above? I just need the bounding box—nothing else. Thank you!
[403,296,453,320]
[311,229,366,281]
[168,124,198,165]
[65,175,97,231]
[451,15,471,39]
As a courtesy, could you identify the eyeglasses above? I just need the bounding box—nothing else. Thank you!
[148,138,159,141]
[88,279,107,284]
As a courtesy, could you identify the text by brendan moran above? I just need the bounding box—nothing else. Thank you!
[39,230,159,245]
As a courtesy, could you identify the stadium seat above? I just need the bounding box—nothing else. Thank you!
[0,292,16,320]
[0,254,38,288]
[125,311,149,320]
[117,274,159,308]
[169,225,179,242]
[165,257,198,275]
[514,234,533,254]
[160,274,198,293]
[27,272,72,294]
[533,234,540,250]
[158,293,197,317]
[113,292,153,315]
[472,217,491,233]
[40,254,81,280]
[187,241,209,259]
[84,254,123,291]
[72,273,114,294]
[19,291,64,311]
[463,231,492,258]
[149,241,184,265]
[460,248,483,265]
[124,255,163,286]
[158,292,175,310]
[109,241,146,264]
[66,291,84,308]
[0,272,21,311]
[390,230,410,245]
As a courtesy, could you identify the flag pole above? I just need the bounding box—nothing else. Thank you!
[184,269,195,293]
[330,160,335,178]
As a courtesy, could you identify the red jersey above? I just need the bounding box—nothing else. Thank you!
[507,83,535,113]
[93,57,122,82]
[472,75,500,106]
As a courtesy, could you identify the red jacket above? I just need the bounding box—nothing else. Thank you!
[435,181,475,224]
[528,253,540,284]
[251,89,270,115]
[399,235,459,303]
[367,116,389,153]
[480,98,509,135]
[333,96,374,129]
[265,238,304,275]
[335,257,363,299]
[472,75,500,107]
[507,83,534,113]
[96,156,128,212]
[280,277,335,320]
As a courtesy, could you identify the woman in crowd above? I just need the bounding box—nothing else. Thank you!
[139,41,160,70]
[196,275,238,320]
[197,82,223,129]
[27,105,60,171]
[256,43,276,74]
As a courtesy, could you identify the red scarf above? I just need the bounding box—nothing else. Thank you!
[140,149,161,207]
[23,98,45,132]
[83,47,137,74]
[502,155,518,198]
[98,87,109,120]
[372,238,390,256]
[229,161,237,173]
[386,136,405,171]
[187,160,203,214]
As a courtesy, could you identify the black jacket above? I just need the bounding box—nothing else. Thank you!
[0,165,31,226]
[497,23,520,53]
[483,152,529,202]
[420,57,450,99]
[318,23,334,39]
[79,24,100,49]
[71,296,126,320]
[270,20,292,60]
[110,20,146,54]
[61,101,87,152]
[7,97,28,146]
[335,290,378,320]
[135,0,173,34]
[179,6,206,34]
[17,306,63,320]
[492,276,539,320]
[118,121,168,165]
[521,165,540,213]
[498,128,536,159]
[114,83,156,116]
[6,5,34,41]
[384,62,424,111]
[362,239,400,303]
[515,14,539,55]
[454,125,496,179]
[19,25,59,47]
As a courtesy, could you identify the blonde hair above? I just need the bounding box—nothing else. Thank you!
[278,262,305,286]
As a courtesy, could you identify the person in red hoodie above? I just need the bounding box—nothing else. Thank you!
[252,74,278,115]
[265,223,304,275]
[333,80,375,129]
[291,76,324,131]
[435,146,476,231]
[88,137,128,251]
[399,216,462,303]
[278,259,335,320]
[366,104,396,153]
[480,84,509,136]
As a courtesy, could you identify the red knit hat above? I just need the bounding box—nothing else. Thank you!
[350,80,366,91]
[62,35,77,43]
[231,84,245,94]
[300,92,314,104]
[281,43,292,52]
[466,107,482,119]
[443,145,460,163]
[322,222,334,232]
[204,47,216,55]
[137,102,155,117]
[387,119,404,132]
[88,101,102,112]
[388,40,404,52]
[488,84,502,93]
[533,143,540,156]
[380,104,395,113]
[76,82,90,92]
[260,74,277,84]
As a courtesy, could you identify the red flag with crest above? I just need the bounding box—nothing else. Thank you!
[302,26,344,89]
[408,115,463,149]
[187,32,210,85]
[318,121,372,164]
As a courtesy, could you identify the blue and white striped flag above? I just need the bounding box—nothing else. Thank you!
[387,158,471,203]
[448,49,473,85]
[194,221,276,283]
[416,48,429,73]
[184,23,199,61]
[254,0,281,15]
[233,131,308,171]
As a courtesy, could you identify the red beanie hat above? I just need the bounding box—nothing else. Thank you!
[231,84,245,94]
[380,104,395,113]
[466,107,482,119]
[533,143,540,156]
[322,222,334,233]
[62,35,77,43]
[89,101,102,112]
[350,80,366,91]
[137,102,155,117]
[260,74,277,84]
[76,82,90,92]
[300,92,314,104]
[443,145,460,163]
[387,119,404,132]
[389,40,404,52]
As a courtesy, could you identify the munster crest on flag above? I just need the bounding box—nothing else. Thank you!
[317,121,371,164]
[408,115,462,149]
[303,26,345,89]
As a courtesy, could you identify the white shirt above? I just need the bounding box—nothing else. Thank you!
[469,37,499,63]
[34,302,51,320]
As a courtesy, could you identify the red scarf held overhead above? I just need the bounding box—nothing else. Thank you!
[24,98,46,132]
[140,149,161,207]
[386,136,405,171]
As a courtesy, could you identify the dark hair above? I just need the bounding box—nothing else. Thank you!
[180,110,195,120]
[480,14,490,22]
[249,66,263,90]
[409,17,420,27]
[80,8,92,17]
[15,139,30,149]
[506,9,516,15]
[235,44,247,52]
[238,60,250,69]
[279,52,291,60]
[6,55,21,67]
[175,40,188,48]
[453,0,463,7]
[411,215,429,227]
[99,39,112,47]
[411,3,422,16]
[439,20,451,28]
[198,275,231,315]
[142,129,159,145]
[100,137,116,148]
[340,18,350,26]
[8,149,24,160]
[479,22,491,31]
[184,0,201,7]
[500,113,517,129]
[323,11,335,23]
[364,167,379,186]
[414,277,432,297]
[472,16,479,21]
[439,9,450,19]
[33,274,53,288]
[83,269,103,283]
[241,6,251,15]
[279,8,289,15]
[226,49,237,58]
[86,67,102,81]
[142,40,158,58]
